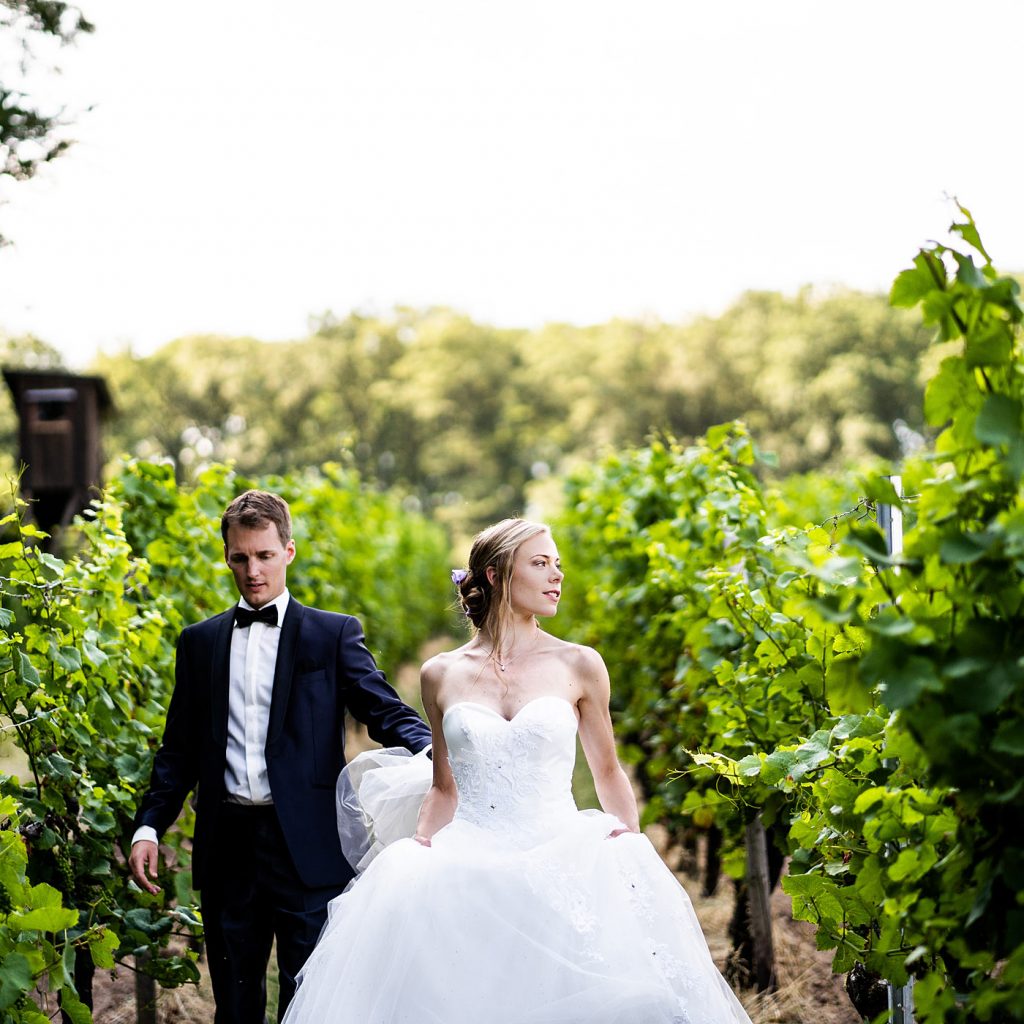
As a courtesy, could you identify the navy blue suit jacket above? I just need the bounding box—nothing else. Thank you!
[134,598,431,890]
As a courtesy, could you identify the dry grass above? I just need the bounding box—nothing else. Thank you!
[697,884,859,1024]
[91,960,217,1023]
[649,824,859,1024]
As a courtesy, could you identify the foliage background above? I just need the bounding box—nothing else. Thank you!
[1,286,932,538]
[550,213,1024,1024]
[0,460,450,1019]
[2,195,1022,1021]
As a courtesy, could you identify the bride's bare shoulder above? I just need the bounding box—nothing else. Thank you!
[545,636,606,676]
[421,643,475,686]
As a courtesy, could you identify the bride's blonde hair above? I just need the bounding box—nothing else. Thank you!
[454,517,550,661]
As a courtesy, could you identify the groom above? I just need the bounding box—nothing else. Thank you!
[128,489,431,1023]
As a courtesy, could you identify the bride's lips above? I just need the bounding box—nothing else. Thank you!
[544,590,560,602]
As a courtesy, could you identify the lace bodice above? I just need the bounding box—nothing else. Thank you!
[442,695,580,843]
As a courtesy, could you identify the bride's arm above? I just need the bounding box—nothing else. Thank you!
[412,661,458,846]
[576,646,641,834]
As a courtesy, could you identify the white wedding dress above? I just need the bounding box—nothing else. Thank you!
[284,695,752,1024]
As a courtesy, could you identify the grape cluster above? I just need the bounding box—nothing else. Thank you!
[53,843,76,900]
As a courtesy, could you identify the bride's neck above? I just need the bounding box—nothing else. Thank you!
[480,617,538,654]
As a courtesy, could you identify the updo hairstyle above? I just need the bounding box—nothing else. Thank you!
[454,518,550,642]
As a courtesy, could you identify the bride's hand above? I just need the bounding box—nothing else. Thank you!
[606,827,636,839]
[413,834,432,847]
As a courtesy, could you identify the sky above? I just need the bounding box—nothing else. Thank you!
[1,0,1022,369]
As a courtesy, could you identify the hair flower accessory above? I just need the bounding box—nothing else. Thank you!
[451,568,468,586]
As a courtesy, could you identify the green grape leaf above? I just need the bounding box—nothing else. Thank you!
[974,394,1023,448]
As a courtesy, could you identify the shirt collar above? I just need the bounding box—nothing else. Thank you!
[237,589,290,617]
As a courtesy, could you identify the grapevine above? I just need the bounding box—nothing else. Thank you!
[555,209,1024,1022]
[1,461,451,1018]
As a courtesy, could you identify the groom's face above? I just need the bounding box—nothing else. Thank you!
[224,522,296,608]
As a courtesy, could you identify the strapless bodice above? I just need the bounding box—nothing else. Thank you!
[442,695,580,841]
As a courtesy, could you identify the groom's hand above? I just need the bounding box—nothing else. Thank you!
[129,840,163,894]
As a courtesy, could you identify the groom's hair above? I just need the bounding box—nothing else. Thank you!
[221,490,293,547]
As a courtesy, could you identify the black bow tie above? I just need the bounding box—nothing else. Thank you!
[234,604,279,628]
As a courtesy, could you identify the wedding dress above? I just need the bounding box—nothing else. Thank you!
[283,695,752,1024]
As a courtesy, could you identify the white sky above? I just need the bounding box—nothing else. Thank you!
[1,0,1022,369]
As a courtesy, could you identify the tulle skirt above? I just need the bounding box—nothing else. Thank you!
[285,764,751,1024]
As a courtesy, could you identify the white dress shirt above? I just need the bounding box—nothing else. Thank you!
[223,590,289,804]
[132,590,290,847]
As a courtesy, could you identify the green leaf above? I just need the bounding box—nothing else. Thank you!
[865,612,916,637]
[59,929,77,987]
[89,927,120,969]
[81,804,117,833]
[951,209,992,264]
[952,251,987,290]
[760,750,798,786]
[939,530,995,565]
[853,786,886,814]
[974,394,1022,448]
[9,882,78,934]
[889,845,937,882]
[923,356,968,426]
[827,657,873,715]
[16,650,40,686]
[955,663,1018,714]
[861,476,902,507]
[81,639,109,666]
[846,525,902,565]
[964,323,1013,367]
[890,254,936,308]
[58,986,91,1024]
[0,952,33,1010]
[54,644,84,673]
[123,907,174,939]
[877,655,941,709]
[806,595,854,625]
[992,719,1024,757]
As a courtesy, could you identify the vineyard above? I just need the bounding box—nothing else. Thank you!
[553,210,1024,1023]
[1,208,1022,1023]
[0,463,450,1020]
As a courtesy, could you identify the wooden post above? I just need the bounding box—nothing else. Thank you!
[744,813,776,991]
[135,951,157,1024]
[702,823,722,898]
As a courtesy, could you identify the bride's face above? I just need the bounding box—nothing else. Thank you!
[507,532,563,618]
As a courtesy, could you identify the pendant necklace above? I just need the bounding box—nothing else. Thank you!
[490,629,539,672]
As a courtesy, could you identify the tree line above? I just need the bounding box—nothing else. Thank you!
[3,287,933,535]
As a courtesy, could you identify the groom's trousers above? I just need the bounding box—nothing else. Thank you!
[202,802,342,1024]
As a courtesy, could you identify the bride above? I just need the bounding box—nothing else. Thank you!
[283,518,752,1024]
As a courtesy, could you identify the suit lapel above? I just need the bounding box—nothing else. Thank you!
[211,610,235,747]
[267,598,305,749]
